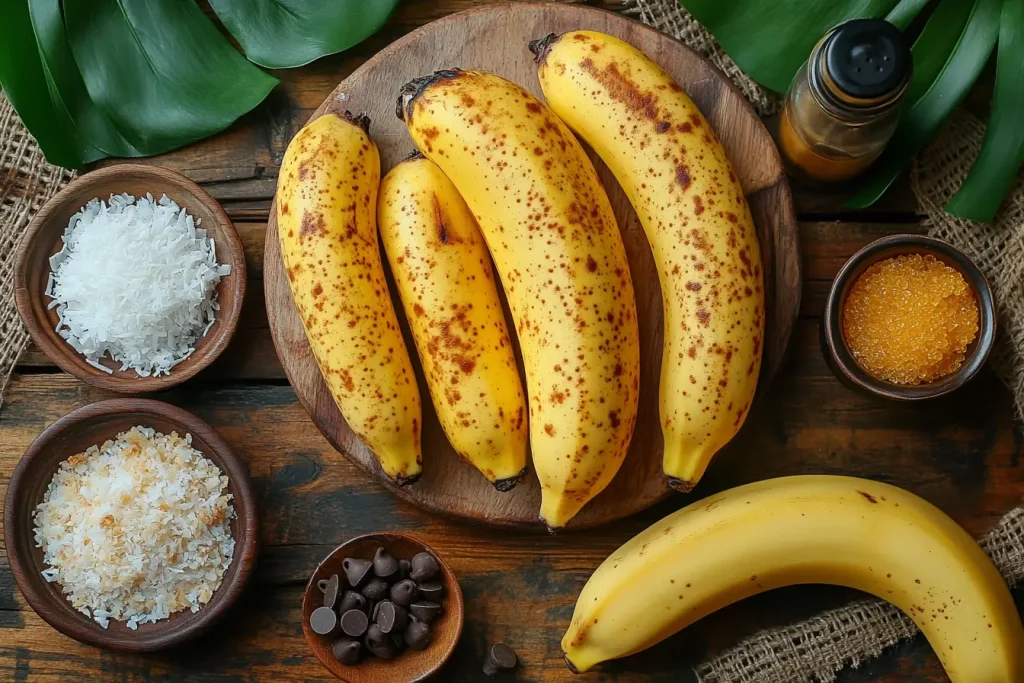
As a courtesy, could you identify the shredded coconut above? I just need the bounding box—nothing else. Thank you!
[33,426,236,630]
[46,193,232,377]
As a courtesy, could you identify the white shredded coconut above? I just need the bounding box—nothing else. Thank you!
[33,426,236,629]
[46,193,232,377]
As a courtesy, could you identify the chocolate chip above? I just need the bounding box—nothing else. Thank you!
[398,558,411,579]
[404,618,432,650]
[338,590,367,615]
[361,577,389,601]
[410,552,440,582]
[309,605,338,636]
[340,609,369,638]
[373,547,399,579]
[390,578,419,606]
[320,574,340,609]
[409,600,443,624]
[365,623,401,659]
[371,600,382,622]
[332,638,361,665]
[376,600,408,634]
[482,642,518,676]
[343,557,373,588]
[417,580,444,602]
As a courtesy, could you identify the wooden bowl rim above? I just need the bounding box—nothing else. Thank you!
[13,164,247,393]
[301,532,464,682]
[2,398,260,652]
[822,234,996,400]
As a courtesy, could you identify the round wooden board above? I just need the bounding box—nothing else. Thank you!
[265,2,801,530]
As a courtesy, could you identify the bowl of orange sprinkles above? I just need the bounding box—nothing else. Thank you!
[822,234,996,400]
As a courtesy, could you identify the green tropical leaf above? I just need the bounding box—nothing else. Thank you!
[209,0,401,69]
[846,0,1000,208]
[27,0,139,160]
[885,0,932,30]
[0,0,90,167]
[64,0,278,154]
[902,0,974,106]
[681,0,900,92]
[946,0,1024,221]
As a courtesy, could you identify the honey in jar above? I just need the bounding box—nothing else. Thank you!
[780,19,912,183]
[842,254,979,385]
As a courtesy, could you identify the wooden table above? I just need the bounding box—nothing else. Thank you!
[2,1,1020,681]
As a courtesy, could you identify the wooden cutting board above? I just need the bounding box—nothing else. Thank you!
[265,2,801,529]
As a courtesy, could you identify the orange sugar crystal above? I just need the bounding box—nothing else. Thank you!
[842,254,979,385]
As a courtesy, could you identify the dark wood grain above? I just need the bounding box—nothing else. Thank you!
[265,2,801,530]
[14,165,247,392]
[1,1,1016,681]
[2,399,258,653]
[301,533,463,682]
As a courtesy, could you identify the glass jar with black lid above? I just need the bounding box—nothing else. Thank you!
[779,18,912,183]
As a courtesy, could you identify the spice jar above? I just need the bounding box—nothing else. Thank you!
[779,19,911,183]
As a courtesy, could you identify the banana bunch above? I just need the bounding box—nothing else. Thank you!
[562,475,1024,682]
[277,112,422,485]
[378,155,528,490]
[398,69,641,528]
[534,31,764,492]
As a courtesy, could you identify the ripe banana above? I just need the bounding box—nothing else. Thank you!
[277,112,421,485]
[562,475,1024,681]
[533,31,764,492]
[397,69,640,528]
[378,154,528,490]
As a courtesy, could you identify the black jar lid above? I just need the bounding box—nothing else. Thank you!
[824,19,911,101]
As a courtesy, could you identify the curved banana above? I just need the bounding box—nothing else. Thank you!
[562,475,1024,681]
[378,155,528,490]
[277,112,421,485]
[397,70,640,528]
[533,31,764,492]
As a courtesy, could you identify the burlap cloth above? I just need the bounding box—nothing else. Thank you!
[0,92,75,409]
[626,0,1024,680]
[1,4,1023,679]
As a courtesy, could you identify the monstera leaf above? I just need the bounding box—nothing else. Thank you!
[0,0,395,168]
[209,0,401,69]
[946,0,1024,221]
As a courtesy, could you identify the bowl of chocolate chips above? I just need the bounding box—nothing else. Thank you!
[302,533,464,681]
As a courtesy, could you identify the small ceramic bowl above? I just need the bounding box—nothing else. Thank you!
[14,164,246,392]
[3,399,259,652]
[302,533,464,682]
[822,234,996,400]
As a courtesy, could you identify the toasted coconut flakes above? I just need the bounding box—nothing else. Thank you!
[33,426,235,629]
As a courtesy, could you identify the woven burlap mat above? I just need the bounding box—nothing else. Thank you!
[0,91,75,409]
[626,0,1024,681]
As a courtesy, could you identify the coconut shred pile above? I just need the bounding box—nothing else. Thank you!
[47,193,231,376]
[33,427,236,630]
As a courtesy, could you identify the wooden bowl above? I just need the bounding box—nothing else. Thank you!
[302,533,464,682]
[14,164,246,392]
[264,1,802,530]
[3,399,259,652]
[822,234,996,400]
